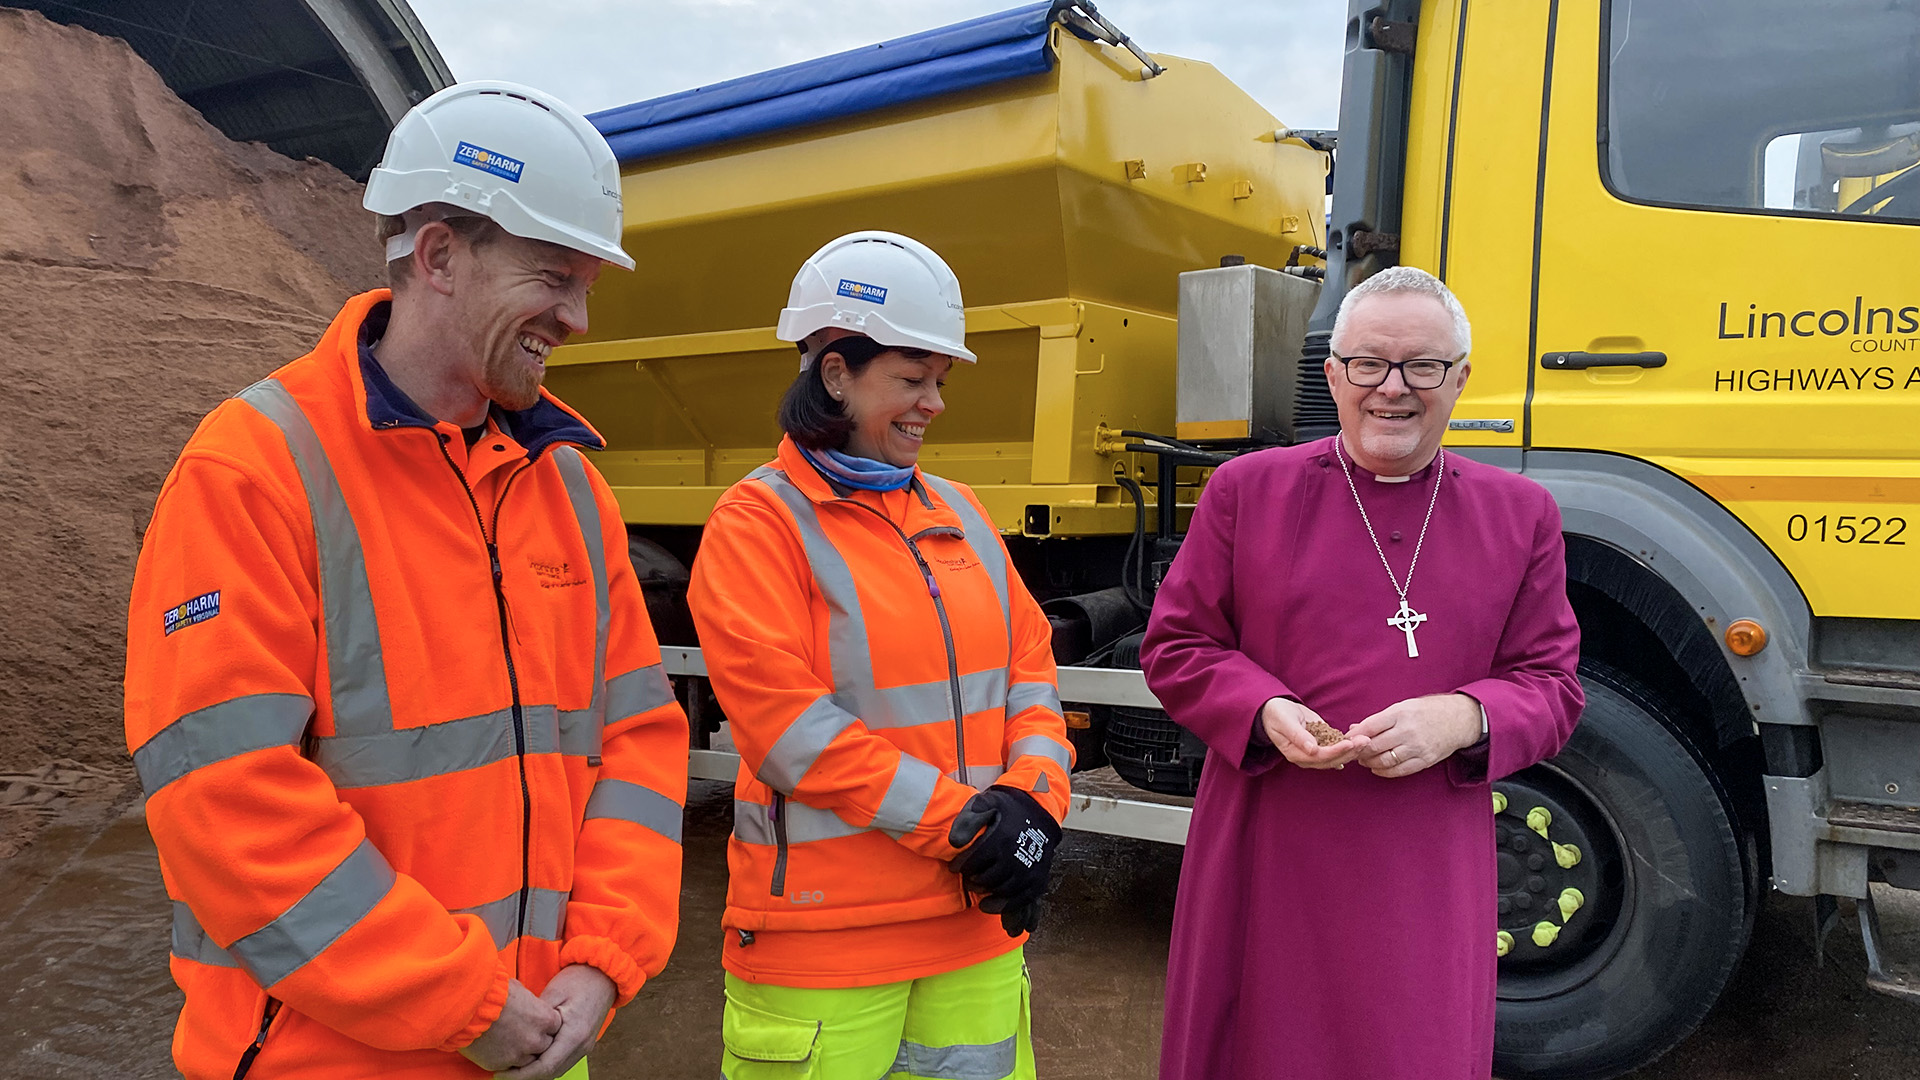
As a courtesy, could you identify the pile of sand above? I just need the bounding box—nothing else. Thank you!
[0,7,383,845]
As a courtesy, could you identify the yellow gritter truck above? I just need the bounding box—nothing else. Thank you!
[553,2,1920,1076]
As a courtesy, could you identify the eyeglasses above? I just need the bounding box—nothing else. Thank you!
[1333,354,1459,390]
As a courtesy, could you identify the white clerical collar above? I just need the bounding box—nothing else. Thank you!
[1373,473,1413,483]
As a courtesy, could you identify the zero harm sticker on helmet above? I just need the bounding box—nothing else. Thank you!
[453,141,525,183]
[836,279,887,304]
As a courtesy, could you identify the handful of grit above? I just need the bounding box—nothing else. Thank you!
[1303,718,1347,747]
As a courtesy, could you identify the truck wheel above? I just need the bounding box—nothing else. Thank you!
[628,533,696,646]
[1492,664,1754,1080]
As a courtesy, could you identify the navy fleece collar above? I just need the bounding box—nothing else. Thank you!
[356,301,603,459]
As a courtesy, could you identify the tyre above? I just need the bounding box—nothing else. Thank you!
[628,534,696,646]
[1099,631,1205,795]
[1493,664,1755,1079]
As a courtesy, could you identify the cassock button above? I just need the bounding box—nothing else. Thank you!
[1390,530,1403,542]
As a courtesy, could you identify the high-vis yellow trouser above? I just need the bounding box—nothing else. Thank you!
[720,947,1035,1080]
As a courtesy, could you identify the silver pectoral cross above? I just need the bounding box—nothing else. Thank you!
[1388,600,1428,658]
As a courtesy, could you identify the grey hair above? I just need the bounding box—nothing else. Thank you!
[1329,266,1472,359]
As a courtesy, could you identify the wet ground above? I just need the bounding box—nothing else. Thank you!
[2,776,1917,1079]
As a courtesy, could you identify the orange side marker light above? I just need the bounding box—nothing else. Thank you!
[1726,619,1768,657]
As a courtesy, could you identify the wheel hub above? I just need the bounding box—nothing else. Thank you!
[1494,767,1628,997]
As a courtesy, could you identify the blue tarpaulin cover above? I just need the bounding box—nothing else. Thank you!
[589,2,1061,164]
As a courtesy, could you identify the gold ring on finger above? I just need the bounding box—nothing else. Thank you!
[1386,749,1398,766]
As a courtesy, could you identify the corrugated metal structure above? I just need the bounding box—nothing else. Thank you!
[8,0,451,178]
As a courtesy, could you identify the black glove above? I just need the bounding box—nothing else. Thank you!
[992,895,1043,937]
[947,786,1062,935]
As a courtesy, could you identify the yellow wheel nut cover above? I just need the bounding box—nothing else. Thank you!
[1531,921,1561,947]
[1526,806,1552,837]
[1557,887,1585,922]
[1492,791,1508,814]
[1553,842,1582,868]
[1497,930,1514,957]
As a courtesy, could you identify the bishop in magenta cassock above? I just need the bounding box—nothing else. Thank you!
[1142,268,1584,1080]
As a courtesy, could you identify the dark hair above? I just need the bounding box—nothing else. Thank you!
[777,336,890,450]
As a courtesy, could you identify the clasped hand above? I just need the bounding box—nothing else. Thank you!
[461,965,616,1079]
[1261,693,1481,777]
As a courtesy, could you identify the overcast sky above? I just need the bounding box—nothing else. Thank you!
[406,1,1348,131]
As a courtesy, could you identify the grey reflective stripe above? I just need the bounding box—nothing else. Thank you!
[849,667,1009,730]
[871,754,941,838]
[893,1035,1019,1080]
[948,765,1006,789]
[236,379,393,736]
[554,448,611,732]
[920,475,1011,637]
[315,705,513,788]
[554,701,603,760]
[453,886,570,950]
[452,892,518,950]
[135,693,312,795]
[758,694,860,793]
[170,902,239,968]
[1008,735,1071,773]
[526,886,568,942]
[227,838,395,987]
[1005,681,1062,718]
[750,467,879,708]
[315,701,608,789]
[732,799,869,845]
[585,779,684,843]
[606,663,675,723]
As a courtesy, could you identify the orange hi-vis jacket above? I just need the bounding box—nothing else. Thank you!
[688,437,1072,987]
[124,291,689,1080]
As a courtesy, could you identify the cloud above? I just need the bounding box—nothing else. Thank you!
[406,0,1345,128]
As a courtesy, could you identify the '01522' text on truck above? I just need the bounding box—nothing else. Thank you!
[545,2,1920,1077]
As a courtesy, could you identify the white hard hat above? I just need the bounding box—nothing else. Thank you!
[364,80,634,271]
[777,231,976,367]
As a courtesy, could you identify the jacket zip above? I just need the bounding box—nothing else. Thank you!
[834,495,975,909]
[231,997,281,1080]
[769,792,789,897]
[436,436,536,955]
[837,500,970,788]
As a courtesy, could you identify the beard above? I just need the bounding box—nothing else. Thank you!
[479,339,544,411]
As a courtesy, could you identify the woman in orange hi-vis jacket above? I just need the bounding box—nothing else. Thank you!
[689,232,1074,1080]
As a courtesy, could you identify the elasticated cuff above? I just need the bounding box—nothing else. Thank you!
[561,934,646,1006]
[438,960,511,1052]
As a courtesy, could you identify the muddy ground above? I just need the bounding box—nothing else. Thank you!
[2,775,1916,1080]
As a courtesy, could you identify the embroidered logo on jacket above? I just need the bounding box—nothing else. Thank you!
[163,591,221,635]
[530,558,586,589]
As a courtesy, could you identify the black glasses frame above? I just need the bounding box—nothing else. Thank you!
[1332,354,1460,389]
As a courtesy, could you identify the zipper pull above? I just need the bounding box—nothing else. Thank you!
[924,574,941,599]
[487,542,503,585]
[232,998,281,1079]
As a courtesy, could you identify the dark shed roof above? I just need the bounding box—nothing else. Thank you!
[9,0,451,179]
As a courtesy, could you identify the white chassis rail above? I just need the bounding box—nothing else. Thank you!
[662,647,1192,845]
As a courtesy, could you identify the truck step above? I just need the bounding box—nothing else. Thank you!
[1860,884,1920,1004]
[1829,800,1920,836]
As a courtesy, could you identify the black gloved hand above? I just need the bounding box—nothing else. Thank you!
[992,895,1043,937]
[947,785,1062,935]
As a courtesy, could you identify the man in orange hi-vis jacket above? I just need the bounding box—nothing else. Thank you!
[123,82,687,1080]
[690,232,1074,1080]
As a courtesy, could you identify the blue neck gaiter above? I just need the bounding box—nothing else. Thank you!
[798,444,916,492]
